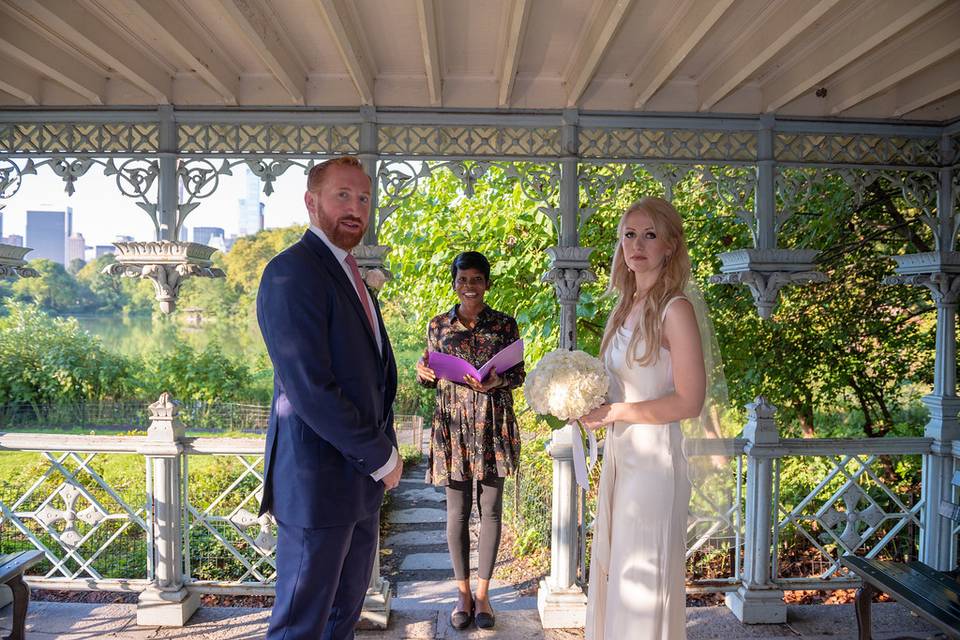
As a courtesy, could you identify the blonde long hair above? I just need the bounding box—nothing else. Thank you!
[599,197,692,367]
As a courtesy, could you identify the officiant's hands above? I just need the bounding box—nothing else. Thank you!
[464,367,502,393]
[579,403,615,431]
[416,349,436,383]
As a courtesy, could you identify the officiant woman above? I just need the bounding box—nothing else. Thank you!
[415,250,525,631]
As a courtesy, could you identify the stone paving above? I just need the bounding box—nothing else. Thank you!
[0,600,940,639]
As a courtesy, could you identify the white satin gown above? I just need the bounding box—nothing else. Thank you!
[586,301,691,640]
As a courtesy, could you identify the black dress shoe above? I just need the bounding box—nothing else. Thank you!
[475,609,495,629]
[451,603,474,630]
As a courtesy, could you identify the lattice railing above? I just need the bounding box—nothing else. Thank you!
[0,435,149,589]
[772,444,926,588]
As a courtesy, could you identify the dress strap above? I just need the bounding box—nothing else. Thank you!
[660,295,688,322]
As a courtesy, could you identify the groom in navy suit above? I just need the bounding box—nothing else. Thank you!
[257,156,402,640]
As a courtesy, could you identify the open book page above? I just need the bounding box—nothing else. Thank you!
[427,339,524,384]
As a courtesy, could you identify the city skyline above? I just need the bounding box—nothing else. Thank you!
[0,165,307,253]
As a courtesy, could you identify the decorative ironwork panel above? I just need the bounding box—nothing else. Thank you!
[0,123,159,154]
[579,129,757,161]
[0,451,148,581]
[183,454,276,584]
[775,133,941,167]
[774,453,922,583]
[378,125,560,157]
[178,124,360,155]
[377,160,559,230]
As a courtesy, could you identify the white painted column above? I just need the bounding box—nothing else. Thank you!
[538,109,592,629]
[725,397,786,624]
[918,157,960,570]
[136,393,200,627]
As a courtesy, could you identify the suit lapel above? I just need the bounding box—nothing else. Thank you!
[300,232,381,355]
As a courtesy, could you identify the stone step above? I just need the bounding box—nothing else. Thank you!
[392,580,536,612]
[383,529,447,547]
[388,507,446,524]
[396,486,445,503]
[400,552,475,571]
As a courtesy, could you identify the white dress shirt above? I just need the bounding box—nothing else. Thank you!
[309,224,397,482]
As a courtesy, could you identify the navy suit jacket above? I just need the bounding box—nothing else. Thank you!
[256,231,398,529]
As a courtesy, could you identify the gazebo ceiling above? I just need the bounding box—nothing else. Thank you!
[0,0,958,123]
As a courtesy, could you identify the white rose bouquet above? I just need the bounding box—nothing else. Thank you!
[523,349,609,426]
[524,349,609,489]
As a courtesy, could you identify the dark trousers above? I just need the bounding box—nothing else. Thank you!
[445,476,505,581]
[267,512,378,640]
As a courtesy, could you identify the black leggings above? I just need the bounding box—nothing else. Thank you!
[445,476,505,581]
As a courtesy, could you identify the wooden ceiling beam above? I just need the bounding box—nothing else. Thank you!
[92,0,239,105]
[563,0,635,107]
[8,0,172,102]
[216,0,305,105]
[892,52,960,117]
[314,0,374,105]
[0,57,39,104]
[827,7,960,114]
[0,11,104,104]
[415,0,441,106]
[631,0,734,109]
[762,0,947,112]
[496,0,531,108]
[697,0,841,112]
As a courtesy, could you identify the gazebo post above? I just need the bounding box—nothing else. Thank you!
[538,109,592,628]
[888,140,960,570]
[357,107,393,629]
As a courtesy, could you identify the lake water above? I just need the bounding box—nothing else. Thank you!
[72,314,264,359]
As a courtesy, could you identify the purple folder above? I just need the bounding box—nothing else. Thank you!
[427,339,524,384]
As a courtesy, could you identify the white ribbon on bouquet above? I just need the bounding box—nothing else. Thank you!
[569,421,598,490]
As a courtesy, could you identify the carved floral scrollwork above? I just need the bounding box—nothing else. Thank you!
[376,160,560,230]
[578,164,635,230]
[0,159,23,200]
[701,166,757,243]
[775,168,828,231]
[0,244,40,279]
[643,163,694,201]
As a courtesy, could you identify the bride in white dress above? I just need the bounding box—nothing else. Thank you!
[579,197,706,640]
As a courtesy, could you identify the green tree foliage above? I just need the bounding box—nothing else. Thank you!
[0,301,135,404]
[138,341,255,403]
[10,259,91,313]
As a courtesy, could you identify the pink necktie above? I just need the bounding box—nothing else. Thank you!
[345,254,377,334]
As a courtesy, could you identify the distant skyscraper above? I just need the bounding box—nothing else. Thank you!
[95,245,115,258]
[67,233,87,264]
[179,226,188,242]
[193,226,225,247]
[26,207,72,264]
[114,234,134,243]
[2,234,23,247]
[237,168,264,236]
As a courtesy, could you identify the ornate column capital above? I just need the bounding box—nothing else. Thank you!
[0,244,39,279]
[885,251,960,305]
[709,249,827,319]
[542,246,595,303]
[103,241,225,314]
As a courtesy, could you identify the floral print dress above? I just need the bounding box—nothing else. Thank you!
[421,305,525,486]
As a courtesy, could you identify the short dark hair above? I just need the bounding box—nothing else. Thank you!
[306,156,366,192]
[450,251,491,284]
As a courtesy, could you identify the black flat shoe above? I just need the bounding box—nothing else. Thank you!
[451,603,474,630]
[475,609,495,629]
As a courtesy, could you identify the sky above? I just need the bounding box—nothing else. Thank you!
[0,162,311,248]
